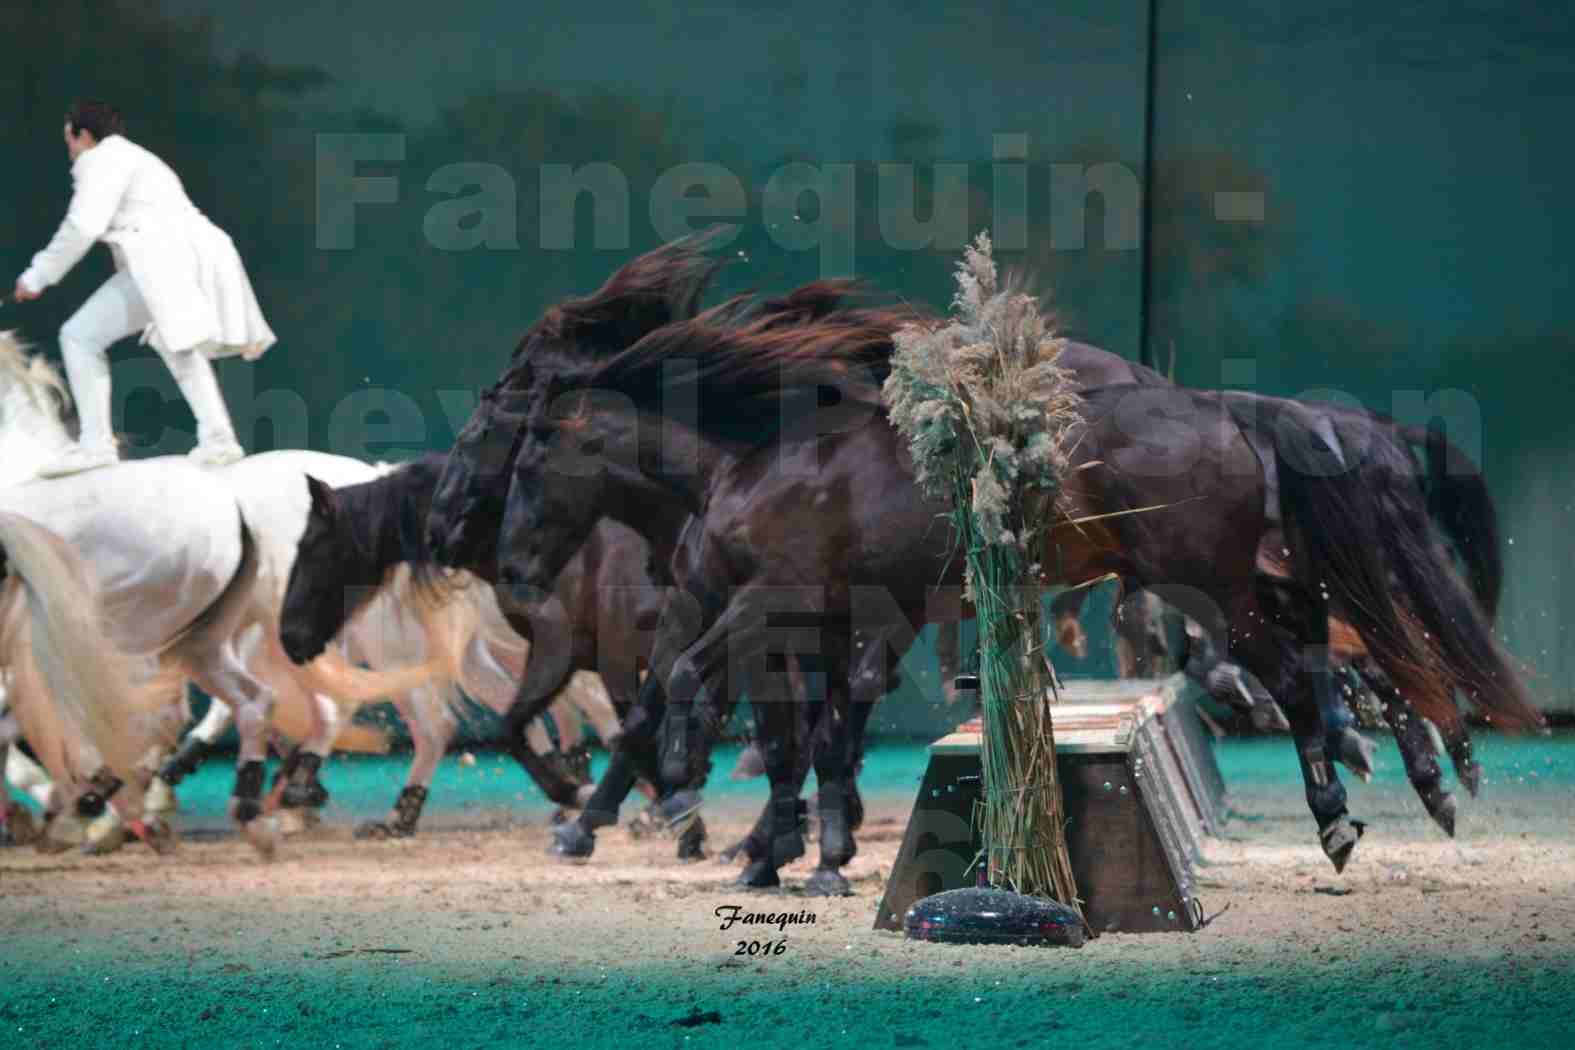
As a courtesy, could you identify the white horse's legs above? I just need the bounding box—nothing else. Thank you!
[356,688,453,840]
[185,650,280,856]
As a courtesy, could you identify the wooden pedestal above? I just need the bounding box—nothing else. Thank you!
[874,673,1225,936]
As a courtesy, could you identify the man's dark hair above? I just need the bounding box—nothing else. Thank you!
[65,99,124,141]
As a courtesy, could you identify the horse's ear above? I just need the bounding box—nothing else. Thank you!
[305,475,338,518]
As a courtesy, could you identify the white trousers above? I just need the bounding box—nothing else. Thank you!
[59,271,238,453]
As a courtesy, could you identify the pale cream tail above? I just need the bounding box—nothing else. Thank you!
[0,512,183,787]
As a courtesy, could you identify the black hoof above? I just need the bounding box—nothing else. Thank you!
[75,793,107,819]
[736,859,781,889]
[1321,818,1366,874]
[551,821,596,860]
[676,817,708,862]
[804,866,852,897]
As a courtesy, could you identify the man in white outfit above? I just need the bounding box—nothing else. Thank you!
[12,100,276,477]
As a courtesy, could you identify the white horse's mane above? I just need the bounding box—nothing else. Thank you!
[0,330,73,420]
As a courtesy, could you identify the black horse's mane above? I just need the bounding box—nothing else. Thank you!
[333,451,458,597]
[487,232,930,447]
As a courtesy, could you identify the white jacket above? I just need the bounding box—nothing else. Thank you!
[20,135,276,360]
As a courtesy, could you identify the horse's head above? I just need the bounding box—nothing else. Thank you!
[280,475,384,664]
[426,361,541,573]
[495,373,638,594]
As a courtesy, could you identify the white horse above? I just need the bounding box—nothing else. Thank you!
[0,333,616,850]
[0,333,449,853]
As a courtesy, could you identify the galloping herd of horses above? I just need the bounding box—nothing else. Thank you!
[0,231,1545,897]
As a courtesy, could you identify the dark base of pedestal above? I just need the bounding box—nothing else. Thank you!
[903,887,1086,948]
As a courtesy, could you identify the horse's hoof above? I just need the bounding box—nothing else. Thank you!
[1321,817,1366,874]
[75,792,107,819]
[737,859,781,890]
[551,822,596,861]
[804,866,852,897]
[1337,729,1376,782]
[143,776,178,818]
[244,816,281,860]
[354,821,393,840]
[676,817,707,863]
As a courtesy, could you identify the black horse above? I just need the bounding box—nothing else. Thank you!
[427,239,1539,892]
[278,453,673,833]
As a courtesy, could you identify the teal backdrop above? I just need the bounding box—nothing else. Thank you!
[2,2,1569,737]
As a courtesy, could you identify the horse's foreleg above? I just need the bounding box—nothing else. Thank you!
[735,667,807,890]
[354,688,446,840]
[551,671,668,860]
[805,630,857,897]
[186,656,279,858]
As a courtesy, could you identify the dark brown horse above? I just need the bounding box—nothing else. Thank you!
[427,240,1540,892]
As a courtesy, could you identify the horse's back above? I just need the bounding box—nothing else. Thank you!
[0,457,245,651]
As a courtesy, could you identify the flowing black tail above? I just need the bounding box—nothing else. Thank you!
[1272,403,1541,733]
[1402,423,1502,620]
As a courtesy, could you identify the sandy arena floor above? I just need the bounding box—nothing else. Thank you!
[2,737,1573,1048]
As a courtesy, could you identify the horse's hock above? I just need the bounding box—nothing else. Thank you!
[875,673,1226,935]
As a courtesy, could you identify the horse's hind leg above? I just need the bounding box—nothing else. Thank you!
[1319,665,1376,781]
[1353,660,1457,836]
[1438,720,1482,798]
[1237,575,1362,872]
[153,690,227,819]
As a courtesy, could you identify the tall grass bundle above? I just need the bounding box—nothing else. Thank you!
[883,232,1083,919]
